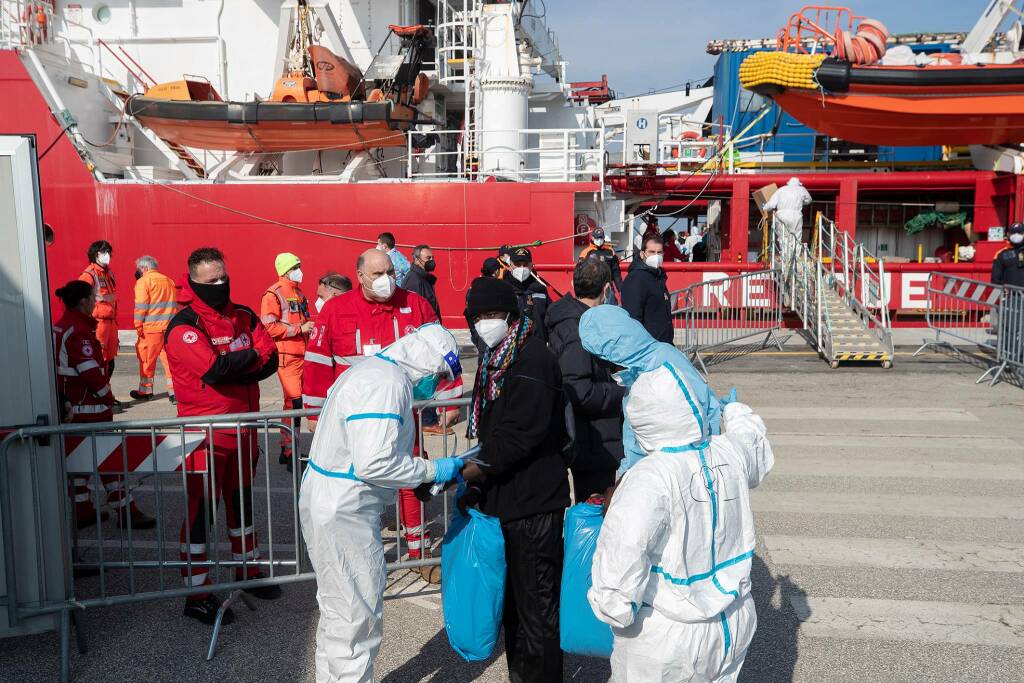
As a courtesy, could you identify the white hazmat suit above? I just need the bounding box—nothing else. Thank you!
[588,362,774,682]
[763,177,812,267]
[299,324,461,682]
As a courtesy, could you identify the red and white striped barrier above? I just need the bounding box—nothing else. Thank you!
[63,432,206,474]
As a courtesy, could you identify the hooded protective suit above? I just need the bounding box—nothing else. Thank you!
[579,304,723,478]
[298,323,461,682]
[763,177,812,265]
[588,363,774,682]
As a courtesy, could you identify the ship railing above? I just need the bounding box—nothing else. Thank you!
[407,126,605,186]
[670,269,785,374]
[0,398,472,682]
[914,274,1023,386]
[657,117,735,173]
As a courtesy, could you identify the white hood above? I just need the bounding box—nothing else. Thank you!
[625,363,709,451]
[381,323,460,383]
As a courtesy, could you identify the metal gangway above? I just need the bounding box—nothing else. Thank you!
[775,212,894,368]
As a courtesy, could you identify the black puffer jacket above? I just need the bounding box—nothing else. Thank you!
[545,296,625,475]
[402,264,441,319]
[621,259,673,343]
[503,273,550,343]
[475,334,571,523]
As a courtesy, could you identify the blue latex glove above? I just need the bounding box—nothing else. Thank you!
[432,457,465,483]
[719,387,738,406]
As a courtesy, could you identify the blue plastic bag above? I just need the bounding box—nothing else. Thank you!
[559,502,613,657]
[441,506,506,661]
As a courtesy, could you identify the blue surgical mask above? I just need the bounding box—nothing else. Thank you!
[412,374,440,400]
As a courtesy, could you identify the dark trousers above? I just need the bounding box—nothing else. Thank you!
[501,510,564,683]
[570,467,616,504]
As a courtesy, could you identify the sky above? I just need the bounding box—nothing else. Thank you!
[542,0,987,96]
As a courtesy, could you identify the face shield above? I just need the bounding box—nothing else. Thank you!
[412,348,462,400]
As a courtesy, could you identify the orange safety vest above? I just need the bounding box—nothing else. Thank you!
[79,263,117,320]
[133,269,179,333]
[260,277,310,356]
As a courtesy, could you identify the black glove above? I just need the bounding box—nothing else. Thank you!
[413,482,433,503]
[456,484,483,515]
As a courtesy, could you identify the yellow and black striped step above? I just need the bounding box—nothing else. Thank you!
[833,351,890,362]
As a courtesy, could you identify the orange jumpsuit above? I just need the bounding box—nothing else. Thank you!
[261,277,310,457]
[79,262,118,366]
[133,269,179,396]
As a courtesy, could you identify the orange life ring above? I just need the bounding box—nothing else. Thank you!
[671,130,706,159]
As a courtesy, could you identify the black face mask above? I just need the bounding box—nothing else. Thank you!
[424,259,436,273]
[191,277,231,311]
[134,269,143,280]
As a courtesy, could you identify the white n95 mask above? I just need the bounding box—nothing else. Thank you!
[644,253,663,269]
[314,297,326,313]
[371,274,396,300]
[1011,233,1024,245]
[511,267,531,283]
[97,252,111,266]
[475,318,510,348]
[288,268,304,283]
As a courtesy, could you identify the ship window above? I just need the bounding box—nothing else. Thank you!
[93,5,112,24]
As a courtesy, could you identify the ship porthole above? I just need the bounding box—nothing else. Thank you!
[42,223,55,246]
[93,5,112,24]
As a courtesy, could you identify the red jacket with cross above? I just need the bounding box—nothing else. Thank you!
[164,278,279,444]
[302,287,463,418]
[52,308,114,422]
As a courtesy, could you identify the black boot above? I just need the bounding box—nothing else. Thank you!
[183,595,235,626]
[242,572,283,600]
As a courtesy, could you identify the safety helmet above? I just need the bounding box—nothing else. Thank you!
[1009,222,1024,235]
[275,252,301,276]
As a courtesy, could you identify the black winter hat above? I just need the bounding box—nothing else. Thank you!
[466,276,519,319]
[480,257,501,277]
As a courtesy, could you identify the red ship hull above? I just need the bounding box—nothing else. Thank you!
[0,50,1013,331]
[0,51,591,329]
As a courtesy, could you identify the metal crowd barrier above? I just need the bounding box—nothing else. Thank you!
[995,283,1024,384]
[913,273,1024,385]
[0,398,471,682]
[671,269,785,374]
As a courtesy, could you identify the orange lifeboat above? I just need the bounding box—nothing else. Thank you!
[126,26,432,153]
[742,8,1024,147]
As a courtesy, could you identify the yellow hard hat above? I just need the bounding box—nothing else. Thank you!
[275,252,301,276]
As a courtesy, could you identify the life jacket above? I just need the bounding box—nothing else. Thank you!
[260,277,310,356]
[80,263,117,320]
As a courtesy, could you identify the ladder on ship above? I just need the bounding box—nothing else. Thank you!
[777,213,895,368]
[436,0,483,177]
[108,89,207,179]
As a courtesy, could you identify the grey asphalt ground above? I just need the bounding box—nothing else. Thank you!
[1,338,1022,682]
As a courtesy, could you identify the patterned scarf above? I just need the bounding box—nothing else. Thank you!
[468,317,534,438]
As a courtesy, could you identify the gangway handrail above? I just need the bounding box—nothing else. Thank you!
[816,214,894,357]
